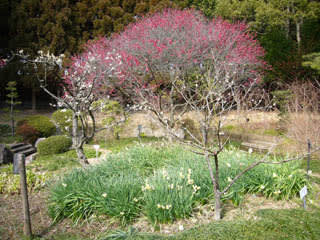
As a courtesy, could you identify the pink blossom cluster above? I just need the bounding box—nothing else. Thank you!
[0,58,6,68]
[103,9,269,91]
[66,9,270,109]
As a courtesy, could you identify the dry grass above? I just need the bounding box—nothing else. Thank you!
[0,190,121,240]
[285,112,320,151]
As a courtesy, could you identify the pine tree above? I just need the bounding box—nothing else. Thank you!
[6,81,21,136]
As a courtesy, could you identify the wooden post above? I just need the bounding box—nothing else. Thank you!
[18,154,32,238]
[307,139,311,179]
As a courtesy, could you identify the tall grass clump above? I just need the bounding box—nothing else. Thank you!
[48,167,143,225]
[48,144,309,225]
[215,148,309,204]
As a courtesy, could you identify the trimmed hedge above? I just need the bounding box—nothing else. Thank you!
[17,115,56,138]
[37,135,72,156]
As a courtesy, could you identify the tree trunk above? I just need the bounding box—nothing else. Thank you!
[10,97,14,136]
[213,154,222,220]
[72,112,89,166]
[75,145,89,166]
[285,6,290,39]
[214,190,222,220]
[32,88,36,111]
[205,152,222,220]
[296,19,302,53]
[57,89,60,110]
[72,113,79,148]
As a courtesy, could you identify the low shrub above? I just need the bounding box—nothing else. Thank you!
[51,109,73,135]
[0,124,11,136]
[17,115,56,138]
[37,135,72,156]
[48,145,309,225]
[16,123,40,144]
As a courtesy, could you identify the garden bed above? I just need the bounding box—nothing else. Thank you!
[1,139,320,239]
[48,144,309,226]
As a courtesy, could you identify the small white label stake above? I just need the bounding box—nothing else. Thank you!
[299,186,307,209]
[299,186,307,199]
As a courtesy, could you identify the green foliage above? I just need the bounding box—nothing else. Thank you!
[6,81,21,106]
[51,109,73,135]
[5,81,21,136]
[94,99,125,139]
[163,209,320,240]
[0,124,11,136]
[303,52,320,74]
[0,164,52,194]
[99,136,160,153]
[32,151,79,172]
[48,145,309,225]
[101,227,141,240]
[142,168,202,223]
[37,135,72,156]
[28,148,97,173]
[48,168,143,225]
[271,90,292,114]
[9,0,193,57]
[214,0,320,87]
[17,115,56,138]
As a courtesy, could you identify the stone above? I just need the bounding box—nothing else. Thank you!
[26,153,37,165]
[0,144,13,165]
[174,128,185,139]
[35,138,46,148]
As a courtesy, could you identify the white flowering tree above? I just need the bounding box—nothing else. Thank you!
[17,40,123,166]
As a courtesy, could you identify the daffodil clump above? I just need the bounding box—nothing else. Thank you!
[48,145,309,225]
[143,168,203,223]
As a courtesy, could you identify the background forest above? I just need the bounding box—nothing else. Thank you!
[1,0,320,110]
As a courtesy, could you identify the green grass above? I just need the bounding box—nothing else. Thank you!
[124,209,320,240]
[98,136,161,152]
[33,234,90,240]
[300,157,320,174]
[0,135,23,144]
[166,209,320,240]
[32,208,320,240]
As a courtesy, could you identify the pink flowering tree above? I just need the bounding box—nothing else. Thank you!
[17,43,123,166]
[0,58,6,68]
[101,9,272,220]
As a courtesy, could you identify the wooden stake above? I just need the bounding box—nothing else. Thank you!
[18,154,32,237]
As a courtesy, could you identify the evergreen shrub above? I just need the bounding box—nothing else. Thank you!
[0,124,11,136]
[17,115,56,138]
[51,109,73,135]
[37,135,72,156]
